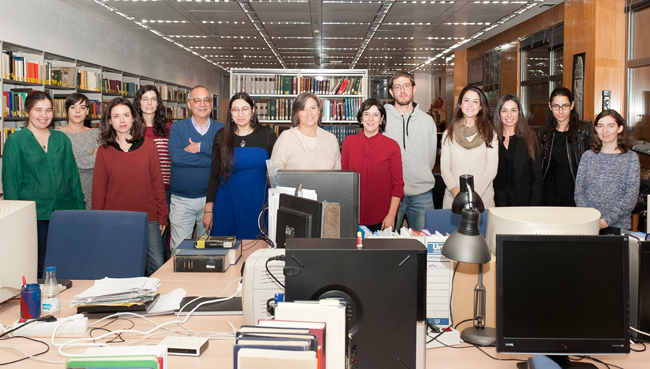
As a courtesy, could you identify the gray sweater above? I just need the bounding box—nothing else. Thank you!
[384,102,437,196]
[574,150,640,229]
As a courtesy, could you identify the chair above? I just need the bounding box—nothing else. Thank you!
[423,208,487,237]
[43,210,148,279]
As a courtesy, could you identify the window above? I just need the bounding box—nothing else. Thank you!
[520,23,563,129]
[370,76,391,100]
[467,49,501,110]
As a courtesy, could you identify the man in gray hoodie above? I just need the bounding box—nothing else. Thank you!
[384,71,437,231]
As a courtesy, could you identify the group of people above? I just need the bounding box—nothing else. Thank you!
[2,71,640,278]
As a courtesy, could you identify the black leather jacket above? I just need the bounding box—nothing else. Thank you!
[539,120,592,181]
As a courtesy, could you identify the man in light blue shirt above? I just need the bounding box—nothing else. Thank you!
[168,85,224,254]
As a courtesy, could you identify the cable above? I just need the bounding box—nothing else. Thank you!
[242,239,259,252]
[630,326,650,337]
[454,318,473,330]
[0,336,59,365]
[472,344,525,362]
[0,315,57,338]
[265,255,285,289]
[630,339,647,352]
[449,261,460,328]
[571,356,622,369]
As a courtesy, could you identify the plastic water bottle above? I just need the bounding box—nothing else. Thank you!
[41,266,60,318]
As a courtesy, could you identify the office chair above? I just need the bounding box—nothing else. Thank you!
[43,210,148,279]
[423,208,487,237]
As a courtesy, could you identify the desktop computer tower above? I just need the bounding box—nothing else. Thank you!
[284,238,426,369]
[629,237,650,341]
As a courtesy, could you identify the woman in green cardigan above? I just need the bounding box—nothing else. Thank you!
[2,91,85,277]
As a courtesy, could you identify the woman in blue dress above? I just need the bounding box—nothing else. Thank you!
[202,92,277,239]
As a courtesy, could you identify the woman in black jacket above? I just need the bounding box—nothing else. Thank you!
[539,87,591,206]
[493,94,543,206]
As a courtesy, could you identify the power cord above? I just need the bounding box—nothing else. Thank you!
[265,255,285,288]
[0,336,57,365]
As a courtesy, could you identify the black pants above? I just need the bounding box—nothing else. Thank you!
[36,220,49,279]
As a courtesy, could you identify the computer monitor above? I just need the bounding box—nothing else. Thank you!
[486,207,601,255]
[0,200,38,304]
[277,170,360,238]
[275,193,324,248]
[496,235,630,368]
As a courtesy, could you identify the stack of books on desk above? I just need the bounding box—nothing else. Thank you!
[70,277,160,313]
[173,239,242,273]
[233,325,321,369]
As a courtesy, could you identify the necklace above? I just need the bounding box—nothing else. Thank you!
[42,144,47,150]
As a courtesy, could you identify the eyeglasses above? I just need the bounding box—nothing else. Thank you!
[141,97,158,103]
[550,104,571,111]
[190,98,212,104]
[392,84,412,91]
[231,107,251,114]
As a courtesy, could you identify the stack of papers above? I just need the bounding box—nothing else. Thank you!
[71,277,160,308]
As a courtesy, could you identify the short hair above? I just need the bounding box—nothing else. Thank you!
[389,71,416,89]
[64,93,89,112]
[99,97,145,147]
[291,92,322,127]
[590,109,631,154]
[356,98,387,132]
[189,85,211,100]
[25,90,53,113]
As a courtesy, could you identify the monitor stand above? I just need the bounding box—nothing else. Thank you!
[516,355,598,369]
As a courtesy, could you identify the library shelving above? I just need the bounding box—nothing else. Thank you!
[230,68,367,128]
[1,39,196,157]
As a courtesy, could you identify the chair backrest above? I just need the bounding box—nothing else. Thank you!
[423,208,487,237]
[43,210,148,279]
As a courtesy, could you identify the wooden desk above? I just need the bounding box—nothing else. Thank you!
[1,240,648,368]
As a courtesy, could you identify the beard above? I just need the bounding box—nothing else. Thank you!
[394,94,413,106]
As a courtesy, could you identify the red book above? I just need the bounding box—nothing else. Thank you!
[336,78,349,95]
[258,319,327,369]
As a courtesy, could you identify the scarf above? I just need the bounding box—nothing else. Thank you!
[453,121,484,150]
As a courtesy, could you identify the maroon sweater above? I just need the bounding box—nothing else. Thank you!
[92,138,168,225]
[341,132,404,226]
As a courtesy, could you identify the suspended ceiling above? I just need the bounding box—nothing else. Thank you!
[62,0,563,74]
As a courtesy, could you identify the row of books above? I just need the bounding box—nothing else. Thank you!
[321,125,359,146]
[47,65,76,87]
[165,106,188,120]
[103,78,123,94]
[2,89,30,117]
[51,96,101,119]
[300,76,363,96]
[1,51,43,83]
[77,69,101,91]
[320,97,363,122]
[0,127,23,155]
[255,98,293,121]
[156,85,187,103]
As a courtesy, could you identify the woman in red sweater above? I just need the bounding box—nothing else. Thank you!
[92,97,168,276]
[341,98,404,232]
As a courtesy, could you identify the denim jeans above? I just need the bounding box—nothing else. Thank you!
[146,221,165,276]
[169,194,207,256]
[395,190,435,231]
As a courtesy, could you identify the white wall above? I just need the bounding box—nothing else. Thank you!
[413,73,432,111]
[0,0,221,93]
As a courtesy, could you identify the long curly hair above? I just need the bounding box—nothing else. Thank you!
[134,85,169,137]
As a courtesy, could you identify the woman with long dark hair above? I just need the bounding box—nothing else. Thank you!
[57,92,99,209]
[341,98,404,232]
[539,87,592,206]
[202,92,277,239]
[2,91,84,277]
[575,109,639,233]
[93,97,167,276]
[440,86,498,208]
[492,94,543,206]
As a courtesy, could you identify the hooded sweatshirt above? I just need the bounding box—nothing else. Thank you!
[384,101,437,196]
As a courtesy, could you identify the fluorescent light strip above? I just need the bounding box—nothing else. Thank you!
[322,37,363,40]
[444,22,490,26]
[383,22,431,26]
[170,35,210,38]
[272,36,313,39]
[470,1,527,3]
[142,20,189,23]
[189,46,224,49]
[263,21,310,25]
[243,55,275,58]
[220,36,257,38]
[322,22,371,25]
[203,21,247,24]
[350,2,393,69]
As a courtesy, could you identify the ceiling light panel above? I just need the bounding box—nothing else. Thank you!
[322,3,382,23]
[383,2,454,24]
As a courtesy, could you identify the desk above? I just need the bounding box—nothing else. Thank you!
[1,240,648,368]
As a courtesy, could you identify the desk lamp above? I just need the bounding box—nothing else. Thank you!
[442,174,496,346]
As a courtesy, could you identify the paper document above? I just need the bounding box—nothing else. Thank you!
[426,233,453,328]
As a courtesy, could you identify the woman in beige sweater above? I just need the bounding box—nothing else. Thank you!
[271,92,341,170]
[440,86,499,209]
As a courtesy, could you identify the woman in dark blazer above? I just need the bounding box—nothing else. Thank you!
[492,94,543,206]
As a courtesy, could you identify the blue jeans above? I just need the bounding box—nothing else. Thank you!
[146,221,165,276]
[169,194,207,256]
[396,190,435,232]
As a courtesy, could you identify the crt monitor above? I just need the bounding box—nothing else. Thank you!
[275,193,324,248]
[486,207,601,255]
[496,234,630,368]
[277,170,359,238]
[0,200,38,304]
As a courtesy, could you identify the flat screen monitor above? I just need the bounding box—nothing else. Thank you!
[275,193,323,248]
[0,200,38,304]
[277,170,359,238]
[486,207,601,255]
[496,234,630,368]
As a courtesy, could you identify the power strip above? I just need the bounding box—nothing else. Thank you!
[426,328,461,349]
[10,315,88,337]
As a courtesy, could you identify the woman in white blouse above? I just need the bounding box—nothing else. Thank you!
[440,86,499,209]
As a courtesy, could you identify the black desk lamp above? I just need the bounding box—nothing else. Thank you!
[442,174,496,346]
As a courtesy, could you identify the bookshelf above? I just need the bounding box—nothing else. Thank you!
[0,39,193,157]
[230,68,367,145]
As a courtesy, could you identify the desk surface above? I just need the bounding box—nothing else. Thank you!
[0,240,648,368]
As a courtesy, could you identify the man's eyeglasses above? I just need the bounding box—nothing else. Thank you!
[392,84,412,91]
[190,98,212,104]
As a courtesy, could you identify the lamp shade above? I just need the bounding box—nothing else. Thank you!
[451,174,485,214]
[441,208,491,264]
